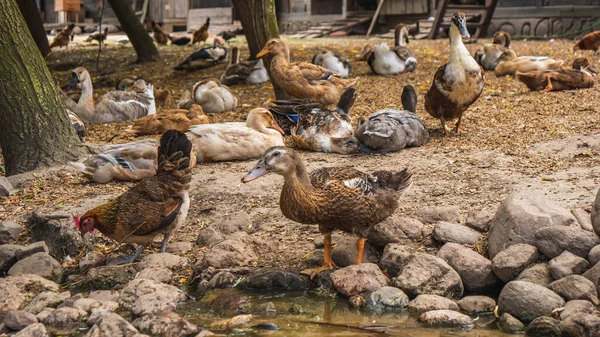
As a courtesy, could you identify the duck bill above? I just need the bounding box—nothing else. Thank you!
[458,22,470,39]
[256,47,269,58]
[242,162,269,183]
[587,65,598,74]
[68,72,79,89]
[271,122,285,135]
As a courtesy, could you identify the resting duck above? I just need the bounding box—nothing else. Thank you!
[125,104,209,135]
[368,23,417,75]
[312,50,352,78]
[67,109,86,140]
[174,38,228,71]
[356,85,429,152]
[115,75,141,91]
[242,147,413,278]
[573,31,600,54]
[220,47,268,85]
[186,108,284,163]
[516,57,597,92]
[192,79,238,113]
[358,40,376,61]
[474,31,511,71]
[424,12,484,136]
[256,38,357,106]
[494,50,564,77]
[68,67,156,124]
[85,27,108,44]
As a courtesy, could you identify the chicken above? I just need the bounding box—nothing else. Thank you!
[50,23,75,49]
[192,17,210,45]
[73,130,193,264]
[85,27,108,44]
[151,21,169,45]
[573,31,600,54]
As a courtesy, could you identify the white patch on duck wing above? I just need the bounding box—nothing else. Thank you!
[173,192,190,231]
[321,55,349,78]
[342,177,375,194]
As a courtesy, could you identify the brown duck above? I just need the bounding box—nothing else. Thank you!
[516,57,597,92]
[242,147,413,278]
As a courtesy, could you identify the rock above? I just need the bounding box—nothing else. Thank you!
[133,311,199,337]
[516,263,554,287]
[498,280,565,323]
[392,253,463,298]
[433,222,481,245]
[588,245,600,266]
[13,323,47,337]
[413,206,461,224]
[198,232,273,269]
[71,25,82,34]
[549,251,589,279]
[138,253,186,270]
[135,267,172,283]
[208,294,250,315]
[0,244,24,271]
[561,312,600,337]
[560,300,596,320]
[76,265,136,291]
[214,211,253,234]
[378,244,414,277]
[437,243,500,293]
[491,243,539,282]
[252,322,280,330]
[331,237,377,267]
[42,307,85,326]
[88,290,120,303]
[465,209,494,232]
[24,291,71,314]
[4,310,38,331]
[408,294,459,314]
[207,271,236,289]
[535,225,600,259]
[58,293,84,309]
[6,172,34,190]
[330,263,389,297]
[239,269,311,290]
[8,252,63,281]
[27,212,90,259]
[456,296,496,313]
[15,242,49,260]
[592,190,600,236]
[119,278,187,316]
[79,252,104,271]
[488,191,578,258]
[165,241,193,254]
[0,221,22,244]
[196,228,224,247]
[419,310,473,328]
[86,311,140,337]
[367,216,423,247]
[0,176,14,196]
[363,286,409,311]
[549,275,599,305]
[34,308,54,323]
[583,262,600,287]
[210,314,252,330]
[526,316,561,337]
[498,312,525,334]
[70,298,119,313]
[572,208,593,231]
[0,275,59,313]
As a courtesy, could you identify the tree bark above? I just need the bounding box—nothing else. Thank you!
[0,0,86,176]
[106,0,159,63]
[16,0,51,57]
[231,0,293,100]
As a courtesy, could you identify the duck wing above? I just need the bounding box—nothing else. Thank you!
[310,167,377,194]
[98,91,154,121]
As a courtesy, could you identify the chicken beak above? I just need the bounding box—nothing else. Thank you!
[242,161,269,183]
[256,47,269,58]
[271,121,285,135]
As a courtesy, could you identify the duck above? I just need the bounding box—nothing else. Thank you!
[68,67,156,124]
[358,40,376,61]
[67,109,86,140]
[516,57,597,92]
[220,47,269,85]
[256,38,357,106]
[50,23,75,49]
[125,104,209,135]
[312,50,351,78]
[494,50,565,77]
[173,38,228,71]
[474,31,511,71]
[368,23,417,75]
[356,85,429,152]
[186,108,284,163]
[115,75,141,91]
[241,147,413,278]
[192,79,238,113]
[151,21,169,45]
[269,88,360,154]
[573,31,600,54]
[85,27,108,44]
[424,12,484,136]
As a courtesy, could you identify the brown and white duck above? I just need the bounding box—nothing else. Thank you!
[494,50,565,77]
[312,49,352,78]
[474,31,511,71]
[516,57,597,92]
[368,23,417,75]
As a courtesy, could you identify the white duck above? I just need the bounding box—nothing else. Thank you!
[192,79,238,114]
[368,23,417,75]
[68,67,156,124]
[220,47,269,85]
[186,108,285,163]
[312,50,351,78]
[494,50,564,77]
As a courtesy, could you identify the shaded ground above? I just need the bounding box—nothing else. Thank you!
[1,35,599,269]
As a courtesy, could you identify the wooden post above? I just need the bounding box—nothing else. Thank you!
[366,0,385,37]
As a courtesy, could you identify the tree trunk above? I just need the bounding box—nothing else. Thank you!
[231,0,293,100]
[16,0,51,57]
[106,0,158,63]
[0,0,86,176]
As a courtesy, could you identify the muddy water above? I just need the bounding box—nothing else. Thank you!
[178,289,508,337]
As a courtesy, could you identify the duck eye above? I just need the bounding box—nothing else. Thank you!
[273,152,280,157]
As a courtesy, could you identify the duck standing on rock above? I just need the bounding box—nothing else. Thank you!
[242,147,413,278]
[425,12,484,136]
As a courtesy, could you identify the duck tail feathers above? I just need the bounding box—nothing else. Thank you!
[371,168,413,194]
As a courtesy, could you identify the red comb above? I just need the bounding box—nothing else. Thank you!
[73,216,80,229]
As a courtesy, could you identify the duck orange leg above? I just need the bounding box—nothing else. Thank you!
[301,233,334,279]
[356,237,365,264]
[440,117,452,137]
[541,76,554,93]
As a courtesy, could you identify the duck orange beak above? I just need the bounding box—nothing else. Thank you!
[242,161,269,183]
[256,47,269,58]
[271,121,285,135]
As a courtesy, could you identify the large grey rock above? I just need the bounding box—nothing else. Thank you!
[535,225,600,259]
[0,275,59,313]
[4,310,38,330]
[378,244,414,277]
[363,286,409,311]
[27,212,90,259]
[119,278,187,316]
[588,245,600,266]
[498,281,565,323]
[85,311,140,337]
[164,241,193,254]
[413,206,461,224]
[331,237,377,267]
[456,296,496,314]
[76,265,136,292]
[498,313,525,334]
[408,294,459,314]
[78,252,104,272]
[549,275,599,305]
[491,243,539,283]
[15,242,49,260]
[133,311,199,337]
[135,267,172,283]
[214,210,253,234]
[583,261,600,287]
[0,244,24,271]
[0,221,22,244]
[88,290,120,303]
[572,208,593,231]
[0,177,14,196]
[198,232,273,269]
[138,253,186,271]
[488,191,578,258]
[239,269,311,290]
[8,253,63,281]
[465,209,494,232]
[331,263,388,297]
[24,291,71,314]
[418,310,473,328]
[560,300,596,320]
[437,243,500,293]
[392,253,463,298]
[35,308,54,323]
[42,307,86,327]
[69,298,119,314]
[196,227,224,247]
[561,313,600,337]
[592,189,600,236]
[13,323,47,337]
[526,316,561,337]
[433,222,481,245]
[549,251,589,279]
[516,263,554,287]
[367,216,423,247]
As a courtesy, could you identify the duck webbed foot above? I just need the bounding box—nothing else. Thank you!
[541,76,554,93]
[301,233,334,279]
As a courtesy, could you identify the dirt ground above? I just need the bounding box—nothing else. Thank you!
[1,34,600,270]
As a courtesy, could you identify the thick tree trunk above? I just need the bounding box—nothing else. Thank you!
[232,0,292,100]
[0,0,86,176]
[106,0,158,63]
[17,0,51,57]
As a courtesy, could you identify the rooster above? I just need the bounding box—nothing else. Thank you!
[73,130,193,264]
[151,21,169,45]
[50,23,75,49]
[192,17,210,45]
[573,31,600,54]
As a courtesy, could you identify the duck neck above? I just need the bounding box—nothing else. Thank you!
[282,162,314,193]
[394,27,405,47]
[246,117,270,134]
[449,25,470,63]
[77,74,95,113]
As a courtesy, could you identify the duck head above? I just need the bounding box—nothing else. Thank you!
[69,67,90,89]
[401,85,418,113]
[242,146,299,182]
[246,108,285,135]
[572,58,597,75]
[450,12,470,39]
[492,31,511,48]
[256,38,289,59]
[330,136,360,154]
[497,49,517,63]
